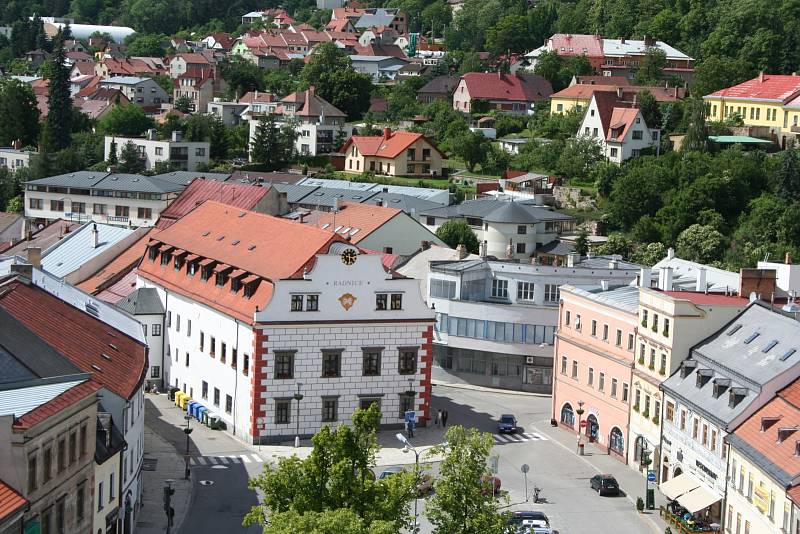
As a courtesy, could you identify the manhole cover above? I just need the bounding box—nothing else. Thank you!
[199,480,214,486]
[211,465,228,469]
[141,458,158,472]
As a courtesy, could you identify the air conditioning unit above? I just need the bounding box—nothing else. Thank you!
[526,356,535,365]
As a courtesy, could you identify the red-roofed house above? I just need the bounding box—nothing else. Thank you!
[577,91,659,163]
[0,480,26,532]
[174,68,215,113]
[342,128,443,176]
[453,72,553,115]
[169,53,214,79]
[704,73,800,148]
[550,83,686,115]
[136,201,435,444]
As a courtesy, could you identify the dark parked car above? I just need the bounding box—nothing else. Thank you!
[590,474,620,496]
[498,414,518,434]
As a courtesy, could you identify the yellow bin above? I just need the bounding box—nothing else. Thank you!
[175,391,186,407]
[179,395,192,410]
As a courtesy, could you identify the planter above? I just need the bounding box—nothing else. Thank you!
[659,368,666,376]
[651,325,657,332]
[662,329,669,337]
[653,415,660,424]
[638,357,645,365]
[648,364,655,371]
[643,411,650,419]
[633,404,640,412]
[641,319,647,328]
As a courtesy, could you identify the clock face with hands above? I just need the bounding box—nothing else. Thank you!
[341,248,357,266]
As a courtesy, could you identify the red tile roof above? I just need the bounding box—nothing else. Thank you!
[176,53,212,65]
[302,202,401,244]
[342,129,442,159]
[552,84,686,102]
[14,380,101,430]
[137,201,345,322]
[706,74,800,103]
[606,107,640,141]
[156,179,269,229]
[732,378,800,493]
[461,72,553,102]
[573,75,631,86]
[549,33,604,58]
[94,269,138,304]
[0,480,26,521]
[661,291,748,306]
[0,281,148,400]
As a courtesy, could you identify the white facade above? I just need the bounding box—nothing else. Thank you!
[0,148,33,171]
[99,77,169,108]
[577,97,659,163]
[207,100,248,126]
[104,135,210,171]
[348,214,445,255]
[248,118,351,157]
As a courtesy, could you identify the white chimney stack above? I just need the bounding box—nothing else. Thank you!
[659,266,674,291]
[479,240,487,258]
[91,223,99,249]
[667,247,675,260]
[600,280,609,291]
[696,267,707,292]
[639,268,651,288]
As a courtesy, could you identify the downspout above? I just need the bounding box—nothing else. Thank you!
[232,318,240,437]
[162,291,168,388]
[721,440,730,532]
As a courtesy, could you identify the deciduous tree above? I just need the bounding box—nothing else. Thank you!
[435,219,479,253]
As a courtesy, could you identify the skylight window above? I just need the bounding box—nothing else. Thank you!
[202,231,210,237]
[350,228,360,236]
[335,225,343,232]
[248,245,256,251]
[322,223,330,229]
[216,235,225,241]
[727,324,742,336]
[342,226,351,233]
[780,349,797,362]
[232,240,240,245]
[744,332,760,344]
[762,340,779,353]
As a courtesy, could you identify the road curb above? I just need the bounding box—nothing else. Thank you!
[433,380,552,398]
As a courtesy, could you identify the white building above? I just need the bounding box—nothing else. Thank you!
[419,255,642,392]
[207,100,249,126]
[659,304,800,525]
[349,55,409,81]
[0,147,34,171]
[24,170,185,228]
[104,132,210,171]
[136,201,435,444]
[419,197,576,261]
[44,22,135,43]
[577,91,659,163]
[116,288,166,389]
[99,77,170,109]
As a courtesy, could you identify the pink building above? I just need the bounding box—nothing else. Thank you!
[552,284,638,462]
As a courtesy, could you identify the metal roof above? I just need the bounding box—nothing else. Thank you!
[652,256,739,294]
[93,174,185,193]
[563,284,640,313]
[151,171,232,186]
[0,378,88,418]
[296,178,449,203]
[115,288,165,315]
[100,76,149,85]
[272,183,320,203]
[26,171,109,188]
[708,135,773,144]
[420,197,573,223]
[41,223,135,278]
[295,186,378,208]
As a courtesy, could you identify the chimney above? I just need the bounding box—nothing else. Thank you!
[696,267,707,292]
[421,240,431,251]
[759,71,765,83]
[298,212,307,223]
[147,128,157,140]
[644,35,655,47]
[12,139,21,150]
[659,267,674,291]
[616,86,623,99]
[172,130,183,142]
[383,127,392,140]
[620,37,626,44]
[667,247,675,260]
[479,240,487,258]
[600,280,609,291]
[639,268,651,288]
[26,247,42,268]
[674,86,679,98]
[739,268,776,300]
[308,84,315,95]
[609,259,619,269]
[786,252,793,264]
[91,223,99,248]
[456,243,468,259]
[566,253,581,267]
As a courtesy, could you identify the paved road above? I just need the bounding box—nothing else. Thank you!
[147,386,660,533]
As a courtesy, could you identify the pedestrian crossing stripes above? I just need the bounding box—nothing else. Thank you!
[190,453,264,466]
[493,432,548,444]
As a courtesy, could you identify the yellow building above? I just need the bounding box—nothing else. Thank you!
[550,83,687,115]
[724,378,800,534]
[342,128,444,177]
[703,73,800,149]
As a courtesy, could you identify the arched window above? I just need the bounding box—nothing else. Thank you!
[673,466,683,478]
[560,403,575,427]
[586,414,599,439]
[609,427,624,453]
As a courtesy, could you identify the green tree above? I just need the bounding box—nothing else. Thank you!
[691,56,754,97]
[676,224,726,264]
[555,136,603,181]
[635,47,667,85]
[485,15,531,56]
[173,95,193,114]
[590,161,621,198]
[244,404,415,531]
[261,509,396,534]
[595,232,633,259]
[0,79,40,147]
[299,43,372,119]
[184,113,230,160]
[435,219,479,253]
[682,98,708,153]
[5,196,23,213]
[636,90,662,130]
[220,58,265,99]
[44,37,73,152]
[775,148,800,202]
[98,105,155,136]
[631,242,667,266]
[125,33,166,57]
[426,426,509,534]
[450,130,489,172]
[249,115,297,170]
[118,140,145,173]
[574,229,589,256]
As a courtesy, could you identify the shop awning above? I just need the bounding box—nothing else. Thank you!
[677,486,721,513]
[660,473,701,500]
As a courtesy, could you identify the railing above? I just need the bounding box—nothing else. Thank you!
[106,215,129,223]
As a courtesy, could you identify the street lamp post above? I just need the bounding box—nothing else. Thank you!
[575,400,585,454]
[183,415,193,480]
[294,382,304,448]
[396,433,421,533]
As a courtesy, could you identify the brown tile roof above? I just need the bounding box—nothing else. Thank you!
[281,88,346,118]
[3,220,80,257]
[94,270,138,304]
[137,201,346,322]
[14,380,101,430]
[461,72,553,102]
[176,53,212,65]
[76,229,155,295]
[156,179,269,229]
[607,107,640,141]
[0,480,26,521]
[301,202,401,244]
[552,83,686,102]
[0,281,147,400]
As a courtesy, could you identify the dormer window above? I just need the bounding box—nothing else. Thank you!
[712,378,730,398]
[160,252,171,266]
[243,280,259,299]
[231,278,241,294]
[760,416,781,432]
[777,427,797,443]
[148,245,159,261]
[795,441,800,457]
[173,255,185,271]
[680,360,697,379]
[695,369,713,388]
[729,388,747,408]
[215,272,228,287]
[187,261,197,277]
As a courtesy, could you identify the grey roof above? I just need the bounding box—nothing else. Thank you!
[100,76,149,85]
[151,171,232,186]
[272,183,320,203]
[418,75,459,95]
[0,305,81,383]
[536,240,574,256]
[367,193,440,214]
[294,186,379,208]
[420,197,573,223]
[26,170,109,188]
[0,377,89,418]
[115,288,164,315]
[431,259,489,273]
[93,174,185,193]
[653,256,739,294]
[578,255,642,270]
[563,285,640,313]
[41,223,135,278]
[662,304,800,427]
[355,12,396,28]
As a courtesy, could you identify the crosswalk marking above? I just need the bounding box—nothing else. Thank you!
[493,432,548,444]
[190,453,263,466]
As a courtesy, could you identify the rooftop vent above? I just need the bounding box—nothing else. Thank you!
[238,212,246,218]
[744,332,761,344]
[712,378,731,398]
[762,340,779,353]
[760,416,781,432]
[101,353,112,361]
[108,343,117,350]
[232,240,240,245]
[216,235,225,241]
[202,231,210,237]
[84,301,100,317]
[248,245,256,251]
[91,364,102,372]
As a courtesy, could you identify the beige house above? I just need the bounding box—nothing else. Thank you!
[342,128,443,177]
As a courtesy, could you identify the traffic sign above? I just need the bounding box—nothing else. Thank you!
[647,470,656,482]
[580,420,588,428]
[521,464,530,474]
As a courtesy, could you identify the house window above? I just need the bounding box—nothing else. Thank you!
[602,324,609,341]
[202,381,208,399]
[43,448,52,482]
[610,148,618,157]
[666,402,674,422]
[426,216,435,225]
[275,352,294,379]
[225,395,232,414]
[622,383,629,402]
[400,394,415,417]
[571,360,578,379]
[321,397,338,422]
[430,279,457,299]
[517,225,527,234]
[362,349,381,376]
[50,199,64,212]
[399,349,417,374]
[306,294,319,311]
[517,281,534,301]
[491,279,508,299]
[591,320,597,336]
[185,352,189,366]
[611,378,618,397]
[115,205,129,217]
[80,424,87,456]
[628,333,634,351]
[275,400,291,424]
[57,437,66,472]
[196,148,206,156]
[588,367,594,386]
[322,350,341,377]
[390,294,403,310]
[560,356,567,374]
[137,207,152,220]
[693,418,699,439]
[29,198,43,209]
[598,372,605,392]
[220,342,227,364]
[231,348,237,369]
[69,432,76,464]
[359,397,381,411]
[291,294,303,311]
[71,202,86,214]
[213,388,220,406]
[376,293,388,310]
[565,310,571,326]
[615,329,622,346]
[77,483,85,521]
[27,455,37,492]
[210,337,215,356]
[516,243,526,254]
[243,354,250,376]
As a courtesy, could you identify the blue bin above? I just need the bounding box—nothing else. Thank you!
[193,403,203,419]
[186,401,197,417]
[198,406,208,422]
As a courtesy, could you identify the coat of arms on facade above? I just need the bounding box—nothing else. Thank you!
[338,293,356,310]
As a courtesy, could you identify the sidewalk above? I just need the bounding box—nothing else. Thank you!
[532,420,669,534]
[137,424,193,534]
[432,379,550,398]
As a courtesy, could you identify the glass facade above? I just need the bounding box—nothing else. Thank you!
[435,313,555,345]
